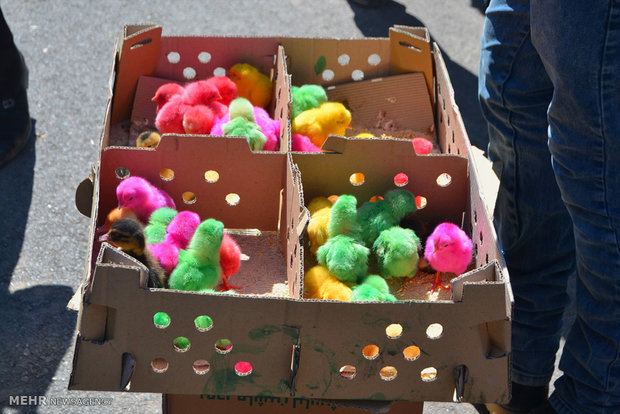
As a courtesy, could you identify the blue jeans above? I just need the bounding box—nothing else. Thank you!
[479,0,620,412]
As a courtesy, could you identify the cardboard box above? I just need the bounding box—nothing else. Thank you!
[70,24,512,405]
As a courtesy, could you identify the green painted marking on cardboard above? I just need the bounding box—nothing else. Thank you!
[314,56,327,75]
[248,324,299,344]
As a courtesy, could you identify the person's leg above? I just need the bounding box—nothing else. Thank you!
[530,0,620,412]
[0,6,31,168]
[479,0,575,410]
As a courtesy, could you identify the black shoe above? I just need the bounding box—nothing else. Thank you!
[0,87,31,168]
[476,382,555,413]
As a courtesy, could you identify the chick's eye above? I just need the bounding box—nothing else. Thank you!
[128,196,134,201]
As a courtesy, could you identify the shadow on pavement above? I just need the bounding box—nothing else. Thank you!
[0,120,76,413]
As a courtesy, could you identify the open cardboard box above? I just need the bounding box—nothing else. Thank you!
[70,24,512,406]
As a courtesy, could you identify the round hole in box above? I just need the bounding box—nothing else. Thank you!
[167,51,180,64]
[183,67,197,80]
[194,315,213,332]
[160,168,174,181]
[235,361,253,376]
[368,53,381,66]
[204,170,219,183]
[386,323,403,339]
[362,344,380,360]
[394,173,408,187]
[339,365,357,380]
[416,196,427,210]
[213,67,226,77]
[173,337,191,353]
[182,191,197,204]
[379,366,397,381]
[421,367,437,382]
[352,69,364,81]
[226,193,240,206]
[153,312,171,329]
[426,323,443,339]
[115,167,130,179]
[322,69,335,82]
[338,54,350,66]
[198,51,212,64]
[193,359,211,375]
[215,339,233,354]
[151,358,169,373]
[349,172,365,186]
[436,173,452,187]
[403,345,421,361]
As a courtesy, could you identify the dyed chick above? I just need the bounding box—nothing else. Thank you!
[351,274,397,302]
[181,80,221,106]
[182,104,216,135]
[211,104,279,150]
[373,226,421,278]
[219,233,242,291]
[228,63,273,108]
[306,196,334,255]
[155,94,187,134]
[291,84,328,119]
[205,75,238,106]
[292,102,352,149]
[412,137,433,155]
[291,133,321,152]
[303,265,352,301]
[136,131,161,148]
[168,219,224,292]
[316,195,369,283]
[424,222,473,293]
[152,82,184,113]
[144,207,178,245]
[116,176,176,224]
[149,210,201,275]
[357,189,416,247]
[100,218,167,288]
[222,97,267,150]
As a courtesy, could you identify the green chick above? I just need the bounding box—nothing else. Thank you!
[222,97,267,151]
[350,274,397,302]
[357,189,417,247]
[373,226,421,278]
[291,84,328,119]
[144,207,178,245]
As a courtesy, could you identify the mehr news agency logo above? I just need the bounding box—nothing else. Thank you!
[9,395,113,406]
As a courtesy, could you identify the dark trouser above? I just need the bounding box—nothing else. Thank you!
[0,6,25,95]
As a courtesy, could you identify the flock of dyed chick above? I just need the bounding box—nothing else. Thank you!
[100,176,242,292]
[305,188,473,300]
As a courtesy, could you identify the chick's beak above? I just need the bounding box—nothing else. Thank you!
[99,232,111,243]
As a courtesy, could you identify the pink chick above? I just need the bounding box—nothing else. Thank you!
[219,233,242,291]
[155,94,188,134]
[291,133,321,152]
[182,80,221,106]
[413,137,433,155]
[116,176,176,224]
[183,104,216,135]
[152,83,184,113]
[423,222,473,294]
[149,211,201,274]
[206,76,238,106]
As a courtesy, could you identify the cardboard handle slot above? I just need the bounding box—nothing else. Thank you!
[130,38,152,50]
[398,41,422,52]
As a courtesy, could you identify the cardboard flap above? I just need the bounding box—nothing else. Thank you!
[75,165,96,218]
[389,26,434,103]
[112,24,162,124]
[274,44,292,152]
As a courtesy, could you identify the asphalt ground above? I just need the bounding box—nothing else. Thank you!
[0,1,571,413]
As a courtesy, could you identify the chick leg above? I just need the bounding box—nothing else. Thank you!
[428,271,450,294]
[219,277,242,291]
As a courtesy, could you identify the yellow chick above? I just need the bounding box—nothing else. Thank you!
[307,196,334,255]
[303,265,352,301]
[292,102,352,149]
[228,63,273,108]
[136,131,161,148]
[355,132,375,138]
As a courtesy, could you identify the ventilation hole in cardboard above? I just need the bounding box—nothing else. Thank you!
[215,339,233,354]
[473,243,478,258]
[403,345,421,361]
[204,170,219,183]
[322,69,335,82]
[183,67,197,80]
[452,130,455,143]
[479,231,484,245]
[339,365,357,380]
[442,97,446,110]
[182,191,197,204]
[457,147,461,155]
[439,112,443,124]
[167,51,180,64]
[398,41,422,53]
[115,167,130,179]
[153,312,171,329]
[194,315,213,332]
[193,359,211,375]
[426,323,443,339]
[473,210,478,224]
[352,70,364,81]
[213,67,226,77]
[235,361,253,376]
[368,53,381,66]
[485,253,489,264]
[379,366,398,381]
[436,173,452,187]
[349,172,365,186]
[290,253,294,269]
[448,144,452,154]
[421,367,437,382]
[386,323,403,339]
[173,337,191,353]
[198,51,212,64]
[226,193,240,206]
[160,168,175,181]
[369,195,384,203]
[416,196,427,210]
[338,54,350,66]
[151,358,169,373]
[362,344,380,360]
[394,173,408,187]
